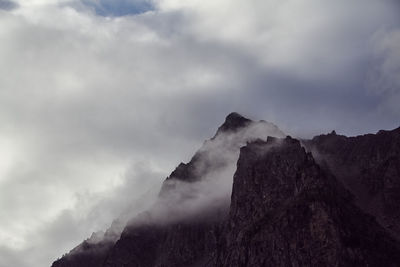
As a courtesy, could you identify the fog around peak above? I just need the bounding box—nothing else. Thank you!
[61,118,285,257]
[127,120,286,226]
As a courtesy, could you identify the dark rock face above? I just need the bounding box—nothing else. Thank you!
[103,219,220,267]
[162,112,256,185]
[52,114,400,267]
[52,239,114,267]
[304,127,400,239]
[214,112,252,136]
[218,136,400,266]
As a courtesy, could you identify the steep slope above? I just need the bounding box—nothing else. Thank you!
[98,113,284,267]
[52,222,121,267]
[304,127,400,239]
[52,113,285,267]
[217,136,400,266]
[102,215,221,267]
[52,114,400,267]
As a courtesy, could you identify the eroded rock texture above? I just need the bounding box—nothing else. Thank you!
[218,136,400,267]
[52,114,400,267]
[304,127,400,239]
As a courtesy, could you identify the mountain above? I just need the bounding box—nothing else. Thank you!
[52,113,400,267]
[303,128,400,240]
[218,136,400,266]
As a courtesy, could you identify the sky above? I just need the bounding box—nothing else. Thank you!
[0,0,399,266]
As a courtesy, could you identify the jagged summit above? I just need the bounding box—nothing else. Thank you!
[214,112,252,136]
[52,115,400,267]
[163,112,284,185]
[377,126,400,135]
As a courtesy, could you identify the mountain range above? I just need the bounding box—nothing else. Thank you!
[52,113,400,267]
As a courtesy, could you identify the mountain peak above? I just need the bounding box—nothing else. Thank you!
[52,116,400,267]
[215,112,252,136]
[226,112,246,120]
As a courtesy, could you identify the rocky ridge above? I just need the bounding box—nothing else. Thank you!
[52,113,400,267]
[303,127,400,239]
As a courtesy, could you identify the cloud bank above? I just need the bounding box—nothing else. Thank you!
[0,0,399,266]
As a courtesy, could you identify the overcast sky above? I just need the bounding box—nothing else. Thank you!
[0,0,400,266]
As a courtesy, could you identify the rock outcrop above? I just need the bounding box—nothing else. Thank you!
[217,136,400,266]
[52,113,400,267]
[304,127,400,239]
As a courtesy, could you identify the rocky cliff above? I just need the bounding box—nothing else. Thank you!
[52,113,400,267]
[218,136,400,266]
[304,127,400,239]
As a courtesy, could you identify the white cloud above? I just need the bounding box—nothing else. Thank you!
[155,0,400,80]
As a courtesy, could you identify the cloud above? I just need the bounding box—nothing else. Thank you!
[367,28,400,114]
[0,0,18,10]
[0,1,400,267]
[68,0,154,16]
[130,120,285,226]
[0,160,164,267]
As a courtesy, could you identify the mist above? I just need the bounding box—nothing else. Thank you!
[124,119,286,227]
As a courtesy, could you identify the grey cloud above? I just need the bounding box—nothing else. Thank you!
[126,120,285,226]
[0,246,26,267]
[367,29,400,115]
[0,161,165,267]
[0,1,400,267]
[68,0,154,17]
[0,0,17,10]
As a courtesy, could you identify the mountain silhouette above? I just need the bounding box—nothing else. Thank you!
[52,113,400,267]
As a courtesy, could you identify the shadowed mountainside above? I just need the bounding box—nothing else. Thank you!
[52,113,400,267]
[217,136,400,266]
[303,127,400,239]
